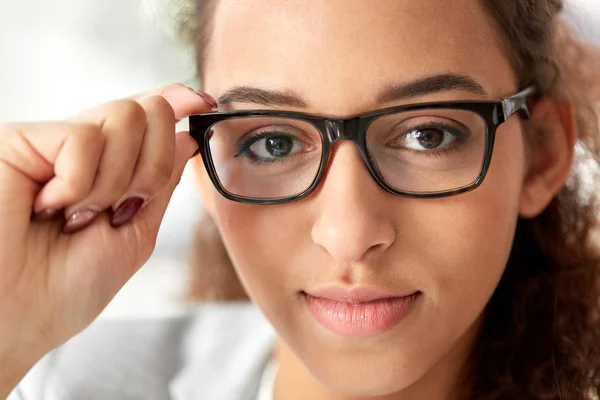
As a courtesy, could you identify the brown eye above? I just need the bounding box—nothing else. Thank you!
[400,126,458,152]
[412,129,444,149]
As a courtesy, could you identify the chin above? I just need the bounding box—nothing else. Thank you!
[318,371,424,398]
[304,349,436,398]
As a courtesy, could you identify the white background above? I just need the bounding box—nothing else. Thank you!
[0,0,599,317]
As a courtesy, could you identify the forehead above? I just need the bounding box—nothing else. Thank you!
[203,0,517,113]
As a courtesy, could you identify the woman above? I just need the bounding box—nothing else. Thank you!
[1,0,600,399]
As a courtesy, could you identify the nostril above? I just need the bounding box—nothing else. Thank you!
[311,215,395,265]
[363,243,388,260]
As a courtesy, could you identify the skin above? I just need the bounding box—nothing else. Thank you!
[0,85,210,398]
[0,0,574,399]
[193,1,576,398]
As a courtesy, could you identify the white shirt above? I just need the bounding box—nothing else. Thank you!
[255,359,278,400]
[9,302,277,400]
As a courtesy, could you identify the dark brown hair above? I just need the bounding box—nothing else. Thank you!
[179,1,600,398]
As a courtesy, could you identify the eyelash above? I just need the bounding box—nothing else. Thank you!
[380,118,468,150]
[401,123,469,156]
[235,131,302,164]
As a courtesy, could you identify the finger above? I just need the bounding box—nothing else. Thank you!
[109,95,177,227]
[76,132,198,287]
[0,122,104,260]
[0,122,105,215]
[59,83,213,232]
[128,83,217,120]
[127,131,199,238]
[64,100,147,223]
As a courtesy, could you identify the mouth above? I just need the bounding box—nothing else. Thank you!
[301,288,421,338]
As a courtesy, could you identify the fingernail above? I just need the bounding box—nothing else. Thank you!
[111,196,145,227]
[195,91,218,109]
[63,208,99,234]
[178,83,197,91]
[34,207,60,221]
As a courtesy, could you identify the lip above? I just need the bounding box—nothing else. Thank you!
[302,286,421,338]
[304,285,417,304]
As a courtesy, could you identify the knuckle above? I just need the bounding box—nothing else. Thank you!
[140,95,176,123]
[112,99,147,128]
[69,124,106,167]
[75,123,103,143]
[82,134,105,155]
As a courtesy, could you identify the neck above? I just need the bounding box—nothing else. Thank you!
[272,318,481,400]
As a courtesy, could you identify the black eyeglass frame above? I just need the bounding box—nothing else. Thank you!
[189,86,536,205]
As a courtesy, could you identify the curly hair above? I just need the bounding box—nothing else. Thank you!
[178,1,600,398]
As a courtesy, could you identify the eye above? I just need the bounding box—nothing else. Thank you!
[401,126,461,151]
[236,128,307,163]
[249,135,301,159]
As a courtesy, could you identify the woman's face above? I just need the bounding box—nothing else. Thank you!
[197,0,527,396]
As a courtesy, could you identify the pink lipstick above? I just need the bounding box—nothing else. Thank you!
[302,286,420,338]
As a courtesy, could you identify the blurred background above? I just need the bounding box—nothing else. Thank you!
[1,0,599,318]
[0,0,200,318]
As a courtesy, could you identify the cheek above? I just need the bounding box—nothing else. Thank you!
[207,123,527,393]
[210,195,305,305]
[412,122,526,342]
[210,124,527,313]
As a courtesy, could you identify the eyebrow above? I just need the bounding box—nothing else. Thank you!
[218,87,308,108]
[217,73,487,108]
[377,73,487,103]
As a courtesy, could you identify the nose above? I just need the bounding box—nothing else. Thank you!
[311,142,396,264]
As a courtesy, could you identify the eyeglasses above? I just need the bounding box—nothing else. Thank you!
[189,87,536,205]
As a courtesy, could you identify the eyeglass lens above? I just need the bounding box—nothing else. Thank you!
[207,109,487,199]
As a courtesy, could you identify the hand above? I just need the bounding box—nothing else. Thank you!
[0,84,213,378]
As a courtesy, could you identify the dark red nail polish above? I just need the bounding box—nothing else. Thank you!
[196,91,218,109]
[111,197,145,227]
[63,208,99,234]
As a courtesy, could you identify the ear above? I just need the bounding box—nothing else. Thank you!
[519,96,576,218]
[191,155,217,217]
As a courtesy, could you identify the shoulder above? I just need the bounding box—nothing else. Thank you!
[11,302,275,400]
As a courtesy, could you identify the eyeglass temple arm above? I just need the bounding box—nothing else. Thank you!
[501,86,537,120]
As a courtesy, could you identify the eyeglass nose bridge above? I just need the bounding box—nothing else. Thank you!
[321,117,383,189]
[324,117,361,143]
